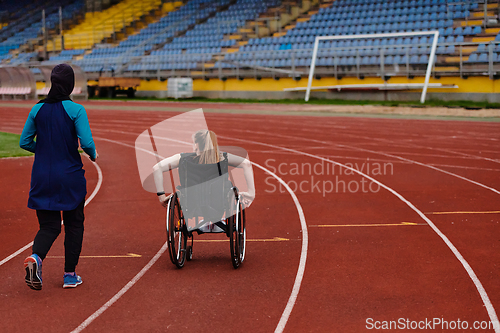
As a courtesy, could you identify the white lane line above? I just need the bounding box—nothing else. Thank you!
[219,135,500,333]
[86,160,103,205]
[0,157,103,267]
[0,243,34,267]
[333,129,500,165]
[396,142,500,165]
[71,241,169,333]
[239,129,500,195]
[338,144,500,195]
[319,126,500,165]
[252,163,307,333]
[71,137,307,333]
[253,150,500,172]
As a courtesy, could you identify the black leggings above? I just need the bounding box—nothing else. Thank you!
[33,200,85,272]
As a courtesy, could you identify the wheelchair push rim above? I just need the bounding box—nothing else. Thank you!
[229,189,246,269]
[166,192,187,268]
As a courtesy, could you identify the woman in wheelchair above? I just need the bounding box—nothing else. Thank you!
[152,129,255,207]
[152,129,255,268]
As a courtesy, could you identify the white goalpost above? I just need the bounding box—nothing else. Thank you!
[299,31,441,103]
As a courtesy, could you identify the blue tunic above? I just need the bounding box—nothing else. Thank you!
[20,100,96,211]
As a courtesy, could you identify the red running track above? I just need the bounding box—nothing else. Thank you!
[0,100,499,332]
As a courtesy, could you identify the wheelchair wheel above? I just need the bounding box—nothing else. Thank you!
[229,190,246,269]
[166,192,187,268]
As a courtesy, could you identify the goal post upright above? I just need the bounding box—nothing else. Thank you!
[421,30,440,103]
[305,30,440,103]
[305,36,321,102]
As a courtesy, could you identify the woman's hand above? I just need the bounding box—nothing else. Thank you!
[90,149,99,162]
[158,193,172,208]
[239,192,255,207]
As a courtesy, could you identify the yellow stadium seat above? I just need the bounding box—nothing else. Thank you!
[52,0,161,51]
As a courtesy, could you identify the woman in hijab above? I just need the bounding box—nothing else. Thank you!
[19,64,97,290]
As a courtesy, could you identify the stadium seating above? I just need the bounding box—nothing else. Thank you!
[0,1,83,59]
[73,0,220,72]
[226,0,492,70]
[2,0,500,79]
[124,0,281,73]
[49,0,162,51]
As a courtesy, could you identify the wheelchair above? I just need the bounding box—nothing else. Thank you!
[165,153,246,269]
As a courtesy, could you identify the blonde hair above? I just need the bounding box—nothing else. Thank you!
[193,129,222,164]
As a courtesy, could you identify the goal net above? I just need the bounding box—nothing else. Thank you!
[303,31,440,103]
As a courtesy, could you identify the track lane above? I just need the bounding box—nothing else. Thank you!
[1,103,499,332]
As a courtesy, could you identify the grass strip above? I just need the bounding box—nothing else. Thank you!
[0,132,33,158]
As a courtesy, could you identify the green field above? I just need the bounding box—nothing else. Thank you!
[0,132,33,158]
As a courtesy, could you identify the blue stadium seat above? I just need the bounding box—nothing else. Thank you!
[467,53,478,62]
[472,26,482,35]
[368,56,378,65]
[476,44,487,53]
[445,45,455,54]
[478,53,489,63]
[410,55,419,64]
[419,55,429,64]
[444,27,454,36]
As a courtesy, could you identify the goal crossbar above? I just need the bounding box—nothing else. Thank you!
[285,83,458,92]
[303,31,440,103]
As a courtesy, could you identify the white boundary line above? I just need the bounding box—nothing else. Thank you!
[252,163,307,333]
[71,241,169,333]
[336,143,500,195]
[330,128,500,165]
[79,129,499,333]
[0,243,34,267]
[241,129,500,196]
[70,137,308,333]
[220,135,500,333]
[0,157,103,267]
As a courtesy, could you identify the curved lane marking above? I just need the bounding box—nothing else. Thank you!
[0,158,103,267]
[238,129,500,195]
[70,137,307,333]
[219,135,500,333]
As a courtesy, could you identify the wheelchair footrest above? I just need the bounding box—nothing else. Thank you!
[192,220,227,234]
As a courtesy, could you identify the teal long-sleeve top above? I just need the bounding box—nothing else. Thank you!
[19,100,96,211]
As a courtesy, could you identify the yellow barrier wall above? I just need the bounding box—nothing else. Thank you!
[133,76,500,94]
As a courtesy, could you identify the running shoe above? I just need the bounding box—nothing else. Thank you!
[63,273,82,288]
[24,254,42,290]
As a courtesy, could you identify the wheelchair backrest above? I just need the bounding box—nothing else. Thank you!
[177,152,232,222]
